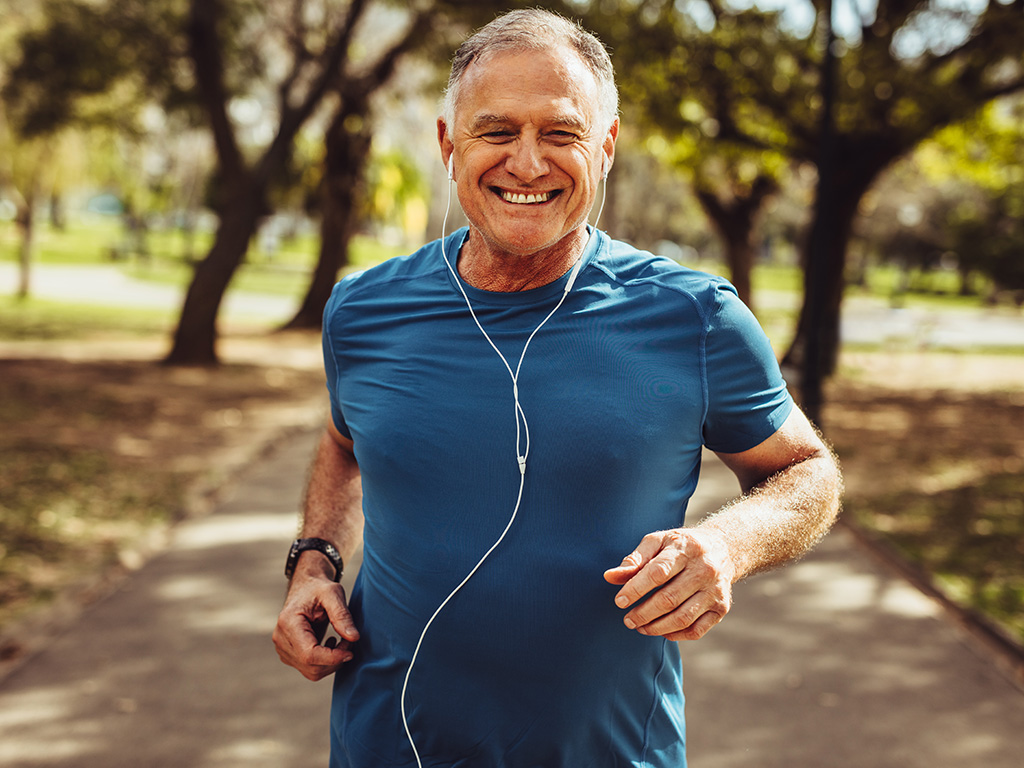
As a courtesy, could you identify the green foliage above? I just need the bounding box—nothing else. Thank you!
[1,0,193,138]
[859,96,1024,292]
[365,147,427,234]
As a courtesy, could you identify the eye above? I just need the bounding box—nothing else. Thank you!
[482,131,515,143]
[546,130,579,145]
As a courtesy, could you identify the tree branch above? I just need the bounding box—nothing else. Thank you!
[346,11,435,97]
[186,0,244,178]
[258,0,371,180]
[276,0,316,108]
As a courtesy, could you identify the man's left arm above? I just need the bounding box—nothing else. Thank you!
[604,406,842,641]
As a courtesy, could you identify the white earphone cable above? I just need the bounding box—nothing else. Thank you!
[400,164,607,768]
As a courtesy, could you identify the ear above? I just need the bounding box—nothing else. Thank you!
[437,117,455,181]
[602,118,619,179]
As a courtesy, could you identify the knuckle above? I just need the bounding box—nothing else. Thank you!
[650,589,678,614]
[650,558,675,585]
[665,528,687,544]
[676,604,699,627]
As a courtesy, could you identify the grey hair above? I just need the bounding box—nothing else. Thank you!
[442,9,619,133]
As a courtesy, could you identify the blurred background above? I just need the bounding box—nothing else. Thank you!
[0,0,1022,754]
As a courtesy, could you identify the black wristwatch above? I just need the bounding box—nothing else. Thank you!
[285,538,344,582]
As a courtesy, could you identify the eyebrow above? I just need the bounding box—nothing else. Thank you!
[470,113,589,133]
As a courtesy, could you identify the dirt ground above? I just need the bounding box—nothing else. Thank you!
[825,351,1024,642]
[829,351,1024,496]
[0,332,328,653]
[1,339,1022,660]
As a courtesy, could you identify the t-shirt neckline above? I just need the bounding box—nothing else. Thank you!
[441,226,603,307]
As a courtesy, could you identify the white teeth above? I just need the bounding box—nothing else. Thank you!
[502,190,552,204]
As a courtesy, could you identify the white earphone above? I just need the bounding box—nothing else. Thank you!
[447,155,454,181]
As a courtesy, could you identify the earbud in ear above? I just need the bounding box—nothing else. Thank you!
[601,156,609,180]
[447,156,454,181]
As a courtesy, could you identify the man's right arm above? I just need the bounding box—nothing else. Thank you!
[272,420,363,681]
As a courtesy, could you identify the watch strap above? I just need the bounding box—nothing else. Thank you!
[285,537,344,582]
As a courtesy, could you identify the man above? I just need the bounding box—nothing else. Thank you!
[274,9,842,767]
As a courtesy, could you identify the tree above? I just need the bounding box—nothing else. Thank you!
[863,95,1024,299]
[165,0,385,364]
[284,0,543,330]
[932,99,1024,297]
[282,10,435,330]
[576,0,1024,398]
[2,0,198,297]
[644,135,784,309]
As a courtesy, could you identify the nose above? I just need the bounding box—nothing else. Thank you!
[504,138,549,182]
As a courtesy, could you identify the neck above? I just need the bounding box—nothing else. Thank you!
[459,226,589,292]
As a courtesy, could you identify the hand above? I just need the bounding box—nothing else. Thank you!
[603,528,736,641]
[273,573,360,681]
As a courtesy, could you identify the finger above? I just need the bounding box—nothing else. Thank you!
[603,557,640,585]
[607,533,670,595]
[305,642,353,670]
[664,609,723,642]
[614,541,686,609]
[629,589,716,636]
[274,621,354,680]
[321,588,361,643]
[274,601,352,661]
[305,582,361,644]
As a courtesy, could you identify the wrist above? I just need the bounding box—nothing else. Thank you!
[691,523,741,583]
[293,550,338,580]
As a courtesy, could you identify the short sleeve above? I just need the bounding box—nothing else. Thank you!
[322,280,352,439]
[701,282,793,453]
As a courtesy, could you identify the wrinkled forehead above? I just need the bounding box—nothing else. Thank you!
[456,44,602,126]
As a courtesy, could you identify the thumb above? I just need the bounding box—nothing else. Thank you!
[322,586,360,643]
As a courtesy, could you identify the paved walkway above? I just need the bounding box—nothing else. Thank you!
[0,263,296,324]
[1,429,1023,767]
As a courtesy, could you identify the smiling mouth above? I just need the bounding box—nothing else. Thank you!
[497,189,560,205]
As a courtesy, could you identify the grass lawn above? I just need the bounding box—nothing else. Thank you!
[0,296,175,340]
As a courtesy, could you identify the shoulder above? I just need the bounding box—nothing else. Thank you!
[591,234,738,318]
[325,231,459,317]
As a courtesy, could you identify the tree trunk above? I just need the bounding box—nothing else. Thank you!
[15,200,34,299]
[782,146,895,382]
[282,103,372,330]
[164,184,265,365]
[720,227,755,310]
[694,176,775,311]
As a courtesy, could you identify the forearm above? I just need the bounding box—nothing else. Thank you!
[697,447,842,582]
[606,408,841,641]
[294,426,364,580]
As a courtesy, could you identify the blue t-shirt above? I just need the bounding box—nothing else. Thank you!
[322,228,793,768]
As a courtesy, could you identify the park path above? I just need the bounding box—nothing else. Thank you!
[0,263,296,324]
[0,426,1022,767]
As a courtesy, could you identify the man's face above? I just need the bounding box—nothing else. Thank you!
[439,45,617,260]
